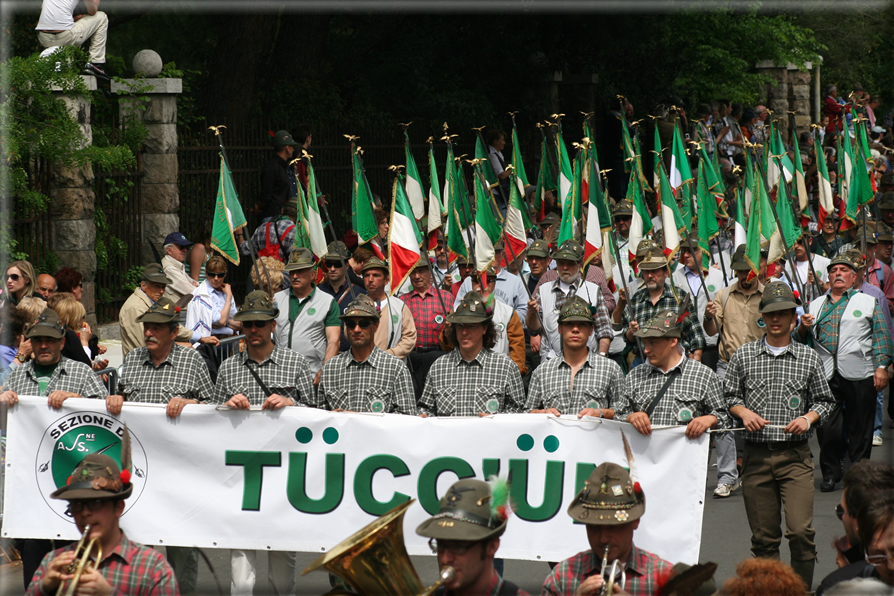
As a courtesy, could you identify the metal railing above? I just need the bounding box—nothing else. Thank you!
[217,334,245,360]
[94,367,120,395]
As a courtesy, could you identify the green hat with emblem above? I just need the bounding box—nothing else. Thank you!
[323,241,350,262]
[50,453,133,501]
[271,130,299,148]
[635,238,662,259]
[141,263,171,285]
[411,255,432,271]
[843,248,866,269]
[613,199,634,217]
[558,295,595,324]
[878,222,894,242]
[527,239,550,258]
[880,191,894,210]
[494,238,505,251]
[759,281,802,313]
[234,290,279,321]
[553,239,584,262]
[730,245,751,271]
[856,225,878,245]
[26,308,66,339]
[567,462,645,525]
[829,250,860,272]
[415,479,508,541]
[540,212,561,226]
[136,296,180,324]
[447,291,492,324]
[634,309,683,338]
[361,256,389,274]
[638,248,669,271]
[284,247,316,272]
[339,294,380,321]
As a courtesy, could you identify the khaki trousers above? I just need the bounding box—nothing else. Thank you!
[37,11,108,64]
[742,441,817,565]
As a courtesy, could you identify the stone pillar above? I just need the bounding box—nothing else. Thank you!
[50,75,98,323]
[111,50,182,266]
[755,61,816,143]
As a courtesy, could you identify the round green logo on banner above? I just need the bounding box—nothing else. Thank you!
[307,308,316,316]
[788,396,801,409]
[486,399,500,414]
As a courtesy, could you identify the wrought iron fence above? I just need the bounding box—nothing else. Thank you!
[10,156,54,274]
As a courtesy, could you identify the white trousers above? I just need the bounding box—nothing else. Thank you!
[37,11,108,64]
[230,549,296,596]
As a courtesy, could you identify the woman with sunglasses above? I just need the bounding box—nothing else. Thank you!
[4,260,36,307]
[185,255,241,339]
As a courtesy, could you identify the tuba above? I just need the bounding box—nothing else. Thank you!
[57,525,103,596]
[302,499,454,596]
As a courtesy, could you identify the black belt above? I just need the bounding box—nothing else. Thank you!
[745,439,808,451]
[413,346,443,354]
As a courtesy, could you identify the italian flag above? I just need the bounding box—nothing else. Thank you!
[556,125,574,208]
[558,150,583,246]
[669,124,693,191]
[584,147,612,268]
[352,146,383,258]
[627,169,653,266]
[403,131,426,221]
[210,156,248,266]
[388,174,424,294]
[504,170,530,261]
[511,123,530,198]
[657,162,684,259]
[734,183,747,249]
[533,134,555,222]
[768,171,802,265]
[814,131,835,226]
[303,156,328,260]
[474,165,503,279]
[445,144,469,261]
[791,130,809,221]
[426,142,445,250]
[475,132,499,189]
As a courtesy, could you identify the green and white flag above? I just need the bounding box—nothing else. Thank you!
[403,131,426,221]
[427,142,445,250]
[474,164,503,275]
[556,124,574,208]
[304,156,328,259]
[210,156,248,265]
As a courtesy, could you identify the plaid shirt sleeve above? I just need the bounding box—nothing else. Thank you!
[871,302,894,368]
[592,291,613,341]
[7,358,109,399]
[586,265,616,314]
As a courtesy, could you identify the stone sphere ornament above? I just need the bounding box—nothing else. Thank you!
[132,50,163,78]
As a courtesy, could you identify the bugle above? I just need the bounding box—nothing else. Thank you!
[57,524,103,596]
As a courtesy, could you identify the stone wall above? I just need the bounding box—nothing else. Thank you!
[755,61,819,143]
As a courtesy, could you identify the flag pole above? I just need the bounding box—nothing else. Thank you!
[209,125,247,243]
[441,128,478,274]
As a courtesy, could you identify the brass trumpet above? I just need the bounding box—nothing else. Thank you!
[598,545,626,595]
[302,499,455,595]
[57,525,103,596]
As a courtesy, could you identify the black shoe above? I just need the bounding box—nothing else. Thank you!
[820,478,836,492]
[83,62,110,80]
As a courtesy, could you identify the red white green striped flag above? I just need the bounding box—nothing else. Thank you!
[626,168,653,264]
[303,156,328,259]
[814,131,835,225]
[210,156,248,265]
[388,173,424,294]
[426,141,445,250]
[556,124,574,208]
[510,122,530,199]
[734,182,747,249]
[403,131,425,221]
[504,169,530,260]
[473,164,503,276]
[558,149,583,245]
[584,145,612,268]
[657,162,684,259]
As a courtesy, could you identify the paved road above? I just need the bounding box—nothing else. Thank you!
[2,428,889,595]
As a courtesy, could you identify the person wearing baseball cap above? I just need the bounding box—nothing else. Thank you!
[542,462,672,595]
[160,231,200,303]
[419,291,524,417]
[526,296,628,418]
[416,478,525,595]
[316,295,416,415]
[625,309,727,441]
[26,439,178,596]
[727,281,835,586]
[259,129,300,221]
[798,252,893,494]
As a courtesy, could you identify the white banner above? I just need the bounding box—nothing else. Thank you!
[3,396,709,564]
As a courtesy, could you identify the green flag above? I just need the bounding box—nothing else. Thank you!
[768,170,802,264]
[558,150,583,245]
[474,133,499,189]
[696,159,720,270]
[510,122,530,195]
[352,147,379,247]
[446,145,469,260]
[533,134,556,222]
[210,156,247,265]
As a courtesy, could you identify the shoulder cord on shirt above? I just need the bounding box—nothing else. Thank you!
[287,292,314,349]
[644,359,685,417]
[245,359,272,398]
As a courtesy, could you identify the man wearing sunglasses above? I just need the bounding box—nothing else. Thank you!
[213,290,313,596]
[316,295,415,414]
[26,450,177,595]
[415,479,525,595]
[317,241,367,352]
